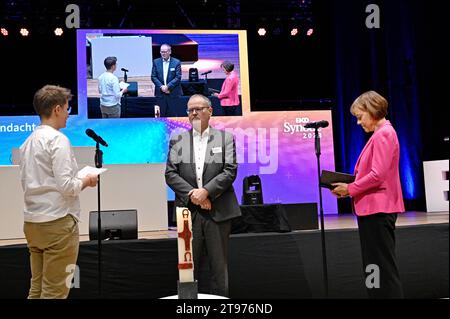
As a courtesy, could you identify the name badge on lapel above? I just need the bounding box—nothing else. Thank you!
[170,68,175,71]
[212,147,222,154]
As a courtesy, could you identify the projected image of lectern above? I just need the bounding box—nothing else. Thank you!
[242,175,264,205]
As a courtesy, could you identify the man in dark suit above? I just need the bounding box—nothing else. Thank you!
[151,44,182,117]
[165,94,241,297]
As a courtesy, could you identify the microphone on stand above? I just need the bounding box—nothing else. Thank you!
[86,129,108,147]
[121,68,129,82]
[304,120,329,129]
[305,119,330,297]
[201,70,212,75]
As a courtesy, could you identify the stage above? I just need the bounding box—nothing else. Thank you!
[0,212,447,299]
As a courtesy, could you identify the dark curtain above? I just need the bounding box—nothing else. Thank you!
[331,0,449,211]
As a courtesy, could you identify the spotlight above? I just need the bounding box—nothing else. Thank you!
[1,28,8,36]
[257,28,267,36]
[20,28,29,37]
[307,28,314,36]
[54,28,63,36]
[290,28,298,36]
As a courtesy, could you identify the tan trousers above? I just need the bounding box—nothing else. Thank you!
[23,214,79,299]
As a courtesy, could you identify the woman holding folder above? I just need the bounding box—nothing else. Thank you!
[331,91,404,298]
[212,61,240,116]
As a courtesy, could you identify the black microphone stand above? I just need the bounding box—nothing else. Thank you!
[94,142,103,297]
[313,127,329,298]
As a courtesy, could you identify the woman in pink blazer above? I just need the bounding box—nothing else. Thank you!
[213,61,240,116]
[332,91,404,298]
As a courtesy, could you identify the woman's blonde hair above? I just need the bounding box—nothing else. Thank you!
[350,90,388,120]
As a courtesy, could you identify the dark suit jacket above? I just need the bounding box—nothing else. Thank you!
[151,57,182,97]
[165,128,241,222]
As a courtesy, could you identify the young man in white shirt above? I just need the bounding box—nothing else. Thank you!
[19,85,98,299]
[98,56,127,118]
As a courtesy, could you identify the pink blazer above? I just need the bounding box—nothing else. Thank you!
[218,71,239,106]
[348,121,405,216]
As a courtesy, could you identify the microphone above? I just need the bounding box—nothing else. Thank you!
[201,70,212,75]
[304,120,329,129]
[85,129,108,147]
[121,68,129,72]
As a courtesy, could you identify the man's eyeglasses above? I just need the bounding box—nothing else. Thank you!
[186,107,209,115]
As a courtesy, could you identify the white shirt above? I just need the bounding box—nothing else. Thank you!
[162,57,170,86]
[19,125,83,223]
[98,71,123,106]
[193,127,210,188]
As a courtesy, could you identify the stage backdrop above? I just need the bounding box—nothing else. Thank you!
[0,110,337,213]
[0,29,337,214]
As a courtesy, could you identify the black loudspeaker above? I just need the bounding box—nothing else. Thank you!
[189,68,199,82]
[89,209,138,240]
[242,175,264,205]
[126,82,138,97]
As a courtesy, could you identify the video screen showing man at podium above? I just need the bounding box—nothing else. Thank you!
[81,30,248,119]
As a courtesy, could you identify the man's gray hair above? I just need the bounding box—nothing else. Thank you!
[189,94,212,107]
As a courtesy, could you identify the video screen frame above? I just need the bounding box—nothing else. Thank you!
[77,29,251,119]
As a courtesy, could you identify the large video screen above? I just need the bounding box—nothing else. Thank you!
[77,29,250,119]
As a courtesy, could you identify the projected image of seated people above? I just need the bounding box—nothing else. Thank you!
[83,30,247,119]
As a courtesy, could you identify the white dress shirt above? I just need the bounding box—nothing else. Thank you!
[192,127,210,188]
[19,125,83,223]
[98,71,123,106]
[162,57,170,86]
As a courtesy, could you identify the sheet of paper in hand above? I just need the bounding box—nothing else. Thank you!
[77,166,108,178]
